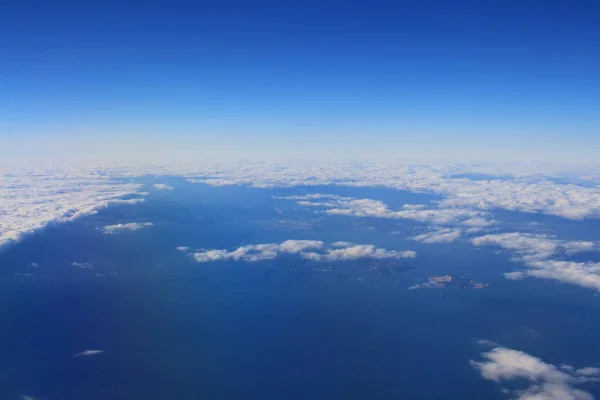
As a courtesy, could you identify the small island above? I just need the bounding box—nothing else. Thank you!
[410,275,488,290]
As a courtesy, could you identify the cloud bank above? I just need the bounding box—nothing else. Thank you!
[4,160,600,254]
[176,161,600,220]
[0,166,144,249]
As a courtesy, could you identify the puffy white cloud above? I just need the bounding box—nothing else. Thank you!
[471,346,600,400]
[153,183,174,190]
[472,233,600,291]
[517,260,600,292]
[472,233,561,261]
[317,245,416,261]
[189,240,324,263]
[472,233,599,261]
[101,222,153,234]
[181,240,415,263]
[413,228,462,244]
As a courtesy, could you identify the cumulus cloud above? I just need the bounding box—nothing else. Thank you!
[471,345,600,400]
[512,260,600,292]
[471,232,600,291]
[153,183,174,190]
[307,245,416,261]
[101,222,153,234]
[473,233,599,256]
[180,240,416,263]
[73,349,104,357]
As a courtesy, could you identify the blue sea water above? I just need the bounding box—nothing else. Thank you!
[1,180,600,399]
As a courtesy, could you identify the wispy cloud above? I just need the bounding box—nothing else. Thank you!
[101,222,153,234]
[73,349,105,357]
[72,262,93,269]
[278,194,496,228]
[153,183,174,190]
[412,228,463,244]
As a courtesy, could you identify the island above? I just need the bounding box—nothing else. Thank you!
[410,275,488,290]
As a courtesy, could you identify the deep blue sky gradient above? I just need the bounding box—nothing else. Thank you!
[1,0,599,161]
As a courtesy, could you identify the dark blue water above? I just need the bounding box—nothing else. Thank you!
[1,181,600,399]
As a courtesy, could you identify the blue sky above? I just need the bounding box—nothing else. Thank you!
[1,0,599,162]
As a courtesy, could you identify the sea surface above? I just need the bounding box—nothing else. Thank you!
[1,180,600,399]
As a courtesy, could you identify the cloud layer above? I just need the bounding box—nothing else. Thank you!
[4,160,600,254]
[0,166,144,248]
[471,345,600,400]
[178,161,600,220]
[179,240,416,263]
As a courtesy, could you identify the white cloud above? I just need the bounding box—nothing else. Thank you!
[101,222,153,234]
[330,241,354,247]
[182,161,600,220]
[153,183,174,190]
[0,166,144,249]
[279,195,495,228]
[517,260,600,292]
[4,161,600,255]
[181,240,416,263]
[471,346,600,400]
[412,228,463,244]
[315,245,416,261]
[472,233,600,291]
[73,349,104,357]
[472,233,562,261]
[72,262,92,269]
[189,240,324,263]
